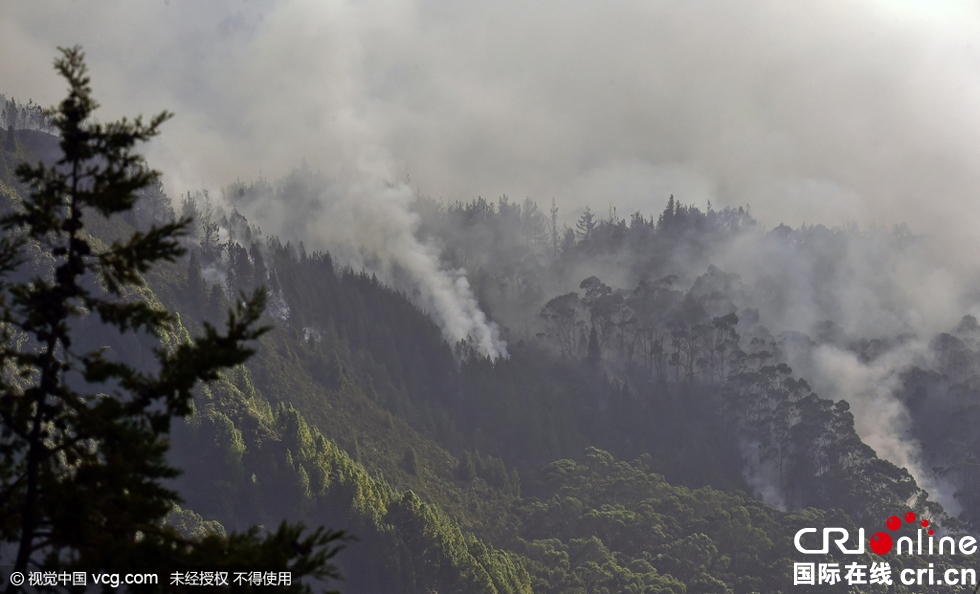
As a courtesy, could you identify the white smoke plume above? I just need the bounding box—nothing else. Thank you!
[6,1,980,248]
[831,352,952,511]
[316,173,508,359]
[231,164,507,358]
[0,0,510,357]
[698,225,969,510]
[706,223,977,342]
[608,221,974,510]
[3,0,980,484]
[354,185,507,359]
[806,343,960,512]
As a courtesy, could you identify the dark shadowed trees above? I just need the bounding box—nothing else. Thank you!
[0,47,342,592]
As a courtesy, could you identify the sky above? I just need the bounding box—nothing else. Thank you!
[5,0,980,509]
[4,0,980,237]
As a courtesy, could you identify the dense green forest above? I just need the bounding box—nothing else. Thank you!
[4,116,980,593]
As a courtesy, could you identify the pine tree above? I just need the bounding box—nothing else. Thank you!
[658,194,676,230]
[228,242,253,293]
[3,98,16,149]
[0,47,343,592]
[576,206,596,240]
[251,241,268,291]
[186,249,205,310]
[180,193,200,240]
[549,198,559,256]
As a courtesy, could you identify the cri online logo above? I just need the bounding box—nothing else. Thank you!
[795,512,979,556]
[869,512,929,555]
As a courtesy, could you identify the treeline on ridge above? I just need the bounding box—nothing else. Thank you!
[1,126,975,593]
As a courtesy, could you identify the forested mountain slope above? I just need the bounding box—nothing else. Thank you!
[2,125,974,593]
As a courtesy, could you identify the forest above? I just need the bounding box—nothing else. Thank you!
[7,0,980,583]
[4,83,980,591]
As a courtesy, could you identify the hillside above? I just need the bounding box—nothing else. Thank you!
[2,125,975,593]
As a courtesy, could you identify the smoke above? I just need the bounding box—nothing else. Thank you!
[741,440,788,511]
[709,223,978,341]
[315,171,507,358]
[5,2,980,242]
[5,1,980,347]
[0,0,512,356]
[697,225,970,510]
[3,0,980,488]
[231,165,507,358]
[803,342,960,512]
[695,221,975,508]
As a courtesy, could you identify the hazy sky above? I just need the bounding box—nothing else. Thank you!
[4,0,980,236]
[7,1,980,495]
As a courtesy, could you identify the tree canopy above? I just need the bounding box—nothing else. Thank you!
[0,47,342,593]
